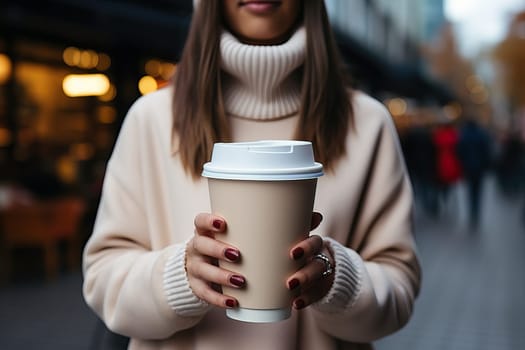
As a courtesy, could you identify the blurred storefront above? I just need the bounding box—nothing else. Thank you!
[0,1,193,280]
[0,0,192,201]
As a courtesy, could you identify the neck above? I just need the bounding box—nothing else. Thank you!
[220,27,306,120]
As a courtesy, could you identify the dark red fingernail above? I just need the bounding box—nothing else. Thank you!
[225,248,240,261]
[230,275,245,287]
[213,220,222,229]
[288,278,300,290]
[294,299,305,309]
[292,247,304,260]
[225,299,237,308]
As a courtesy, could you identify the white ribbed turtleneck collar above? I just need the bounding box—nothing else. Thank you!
[220,27,306,120]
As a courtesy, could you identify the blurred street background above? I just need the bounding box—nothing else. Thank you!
[1,0,525,349]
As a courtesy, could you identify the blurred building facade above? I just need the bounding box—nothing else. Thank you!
[493,11,525,131]
[325,0,453,133]
[326,0,424,63]
[422,0,446,41]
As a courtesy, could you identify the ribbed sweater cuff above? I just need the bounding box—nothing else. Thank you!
[313,237,363,313]
[163,244,210,317]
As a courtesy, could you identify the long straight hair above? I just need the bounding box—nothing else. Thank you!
[173,0,353,179]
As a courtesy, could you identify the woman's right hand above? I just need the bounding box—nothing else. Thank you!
[185,213,245,309]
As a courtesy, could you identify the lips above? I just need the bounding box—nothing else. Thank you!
[239,0,282,4]
[239,1,282,14]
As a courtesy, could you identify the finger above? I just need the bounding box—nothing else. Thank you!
[191,235,241,262]
[188,277,239,309]
[291,286,327,310]
[186,259,246,290]
[288,250,335,309]
[286,253,327,292]
[310,212,323,230]
[290,234,323,260]
[194,213,226,236]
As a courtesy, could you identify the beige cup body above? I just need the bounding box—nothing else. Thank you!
[208,178,317,313]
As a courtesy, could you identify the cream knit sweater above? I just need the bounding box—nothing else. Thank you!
[83,28,421,350]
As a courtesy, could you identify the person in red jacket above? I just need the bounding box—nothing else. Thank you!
[432,120,462,213]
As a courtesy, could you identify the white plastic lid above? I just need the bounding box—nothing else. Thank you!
[202,140,324,181]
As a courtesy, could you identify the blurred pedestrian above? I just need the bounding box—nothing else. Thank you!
[402,121,439,217]
[457,118,492,230]
[495,132,524,198]
[432,120,462,214]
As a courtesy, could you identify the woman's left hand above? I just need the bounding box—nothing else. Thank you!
[286,212,335,310]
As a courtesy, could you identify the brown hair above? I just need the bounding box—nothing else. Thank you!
[173,0,353,178]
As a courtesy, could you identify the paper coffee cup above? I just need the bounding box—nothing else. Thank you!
[202,140,323,323]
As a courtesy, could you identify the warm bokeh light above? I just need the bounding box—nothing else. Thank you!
[160,62,176,80]
[97,105,117,124]
[63,47,110,71]
[0,53,13,84]
[465,74,483,92]
[98,84,117,102]
[145,59,176,81]
[443,102,463,119]
[145,59,162,77]
[56,155,77,184]
[63,47,81,67]
[79,50,97,69]
[62,74,111,97]
[387,98,408,117]
[70,142,95,161]
[138,75,158,95]
[0,128,12,147]
[97,53,111,71]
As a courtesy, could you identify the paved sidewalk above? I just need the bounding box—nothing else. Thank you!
[375,176,525,350]
[0,273,98,350]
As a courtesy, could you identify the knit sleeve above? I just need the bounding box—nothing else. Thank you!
[312,237,363,312]
[163,242,211,316]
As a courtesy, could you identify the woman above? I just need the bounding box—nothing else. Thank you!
[82,1,421,349]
